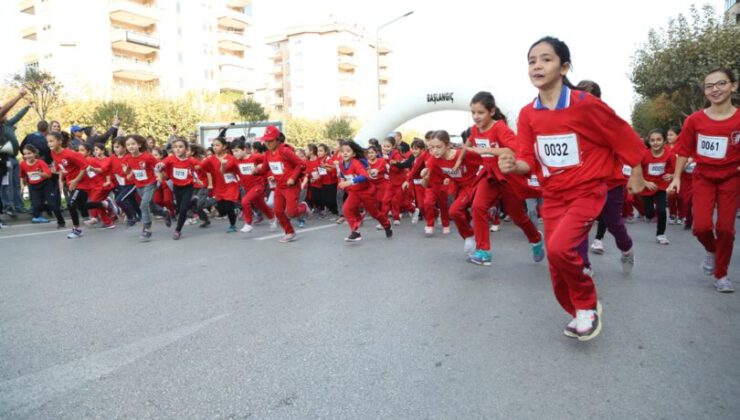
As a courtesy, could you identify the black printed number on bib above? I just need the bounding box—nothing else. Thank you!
[536,134,579,168]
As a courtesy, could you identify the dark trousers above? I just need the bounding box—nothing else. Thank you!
[29,181,64,224]
[643,190,667,236]
[114,185,139,221]
[173,185,194,232]
[67,189,104,227]
[216,199,236,226]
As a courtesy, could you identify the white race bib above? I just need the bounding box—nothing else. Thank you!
[115,174,126,185]
[536,134,580,168]
[269,161,284,175]
[343,174,355,181]
[442,167,462,178]
[238,163,254,175]
[173,168,189,180]
[223,173,237,184]
[132,169,147,181]
[696,134,728,159]
[86,169,96,178]
[685,162,696,174]
[317,167,327,176]
[28,172,42,182]
[475,138,495,158]
[647,162,666,176]
[622,165,632,177]
[527,175,540,187]
[311,171,319,180]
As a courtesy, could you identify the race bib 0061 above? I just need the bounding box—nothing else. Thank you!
[696,134,728,159]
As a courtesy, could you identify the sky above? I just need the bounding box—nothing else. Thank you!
[0,0,727,132]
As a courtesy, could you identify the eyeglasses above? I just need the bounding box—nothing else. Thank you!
[704,80,731,91]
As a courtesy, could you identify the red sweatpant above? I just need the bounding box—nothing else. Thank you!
[273,186,307,234]
[472,178,541,251]
[668,190,680,219]
[383,183,415,221]
[89,188,113,224]
[153,184,175,217]
[412,183,425,212]
[343,185,390,232]
[448,183,476,239]
[542,184,606,316]
[692,166,739,279]
[679,175,693,225]
[424,185,450,228]
[241,184,274,225]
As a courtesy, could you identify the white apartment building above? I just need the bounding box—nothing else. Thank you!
[17,0,255,97]
[726,0,740,24]
[261,22,391,120]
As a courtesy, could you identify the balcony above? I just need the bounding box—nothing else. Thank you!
[218,54,245,68]
[111,29,159,54]
[379,67,390,81]
[19,0,34,14]
[268,79,283,91]
[338,81,358,102]
[217,31,247,52]
[219,79,247,92]
[338,44,355,55]
[109,0,160,29]
[112,56,158,82]
[338,55,356,71]
[21,25,37,40]
[218,7,252,30]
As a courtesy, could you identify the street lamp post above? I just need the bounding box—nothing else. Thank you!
[376,11,413,110]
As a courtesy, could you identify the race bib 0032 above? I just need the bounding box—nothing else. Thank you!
[536,133,580,168]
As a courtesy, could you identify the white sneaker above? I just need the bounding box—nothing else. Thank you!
[411,208,420,224]
[279,233,297,243]
[442,226,451,235]
[240,223,253,233]
[375,224,383,231]
[269,218,277,231]
[702,252,715,276]
[575,308,601,341]
[563,318,578,338]
[393,219,401,226]
[714,277,735,293]
[656,235,670,245]
[583,266,594,277]
[490,224,500,232]
[590,239,605,254]
[187,217,198,225]
[424,226,434,236]
[464,236,476,256]
[83,217,99,227]
[620,249,634,275]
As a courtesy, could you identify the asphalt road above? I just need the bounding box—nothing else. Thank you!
[0,214,738,419]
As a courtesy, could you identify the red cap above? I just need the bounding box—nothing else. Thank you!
[259,125,281,142]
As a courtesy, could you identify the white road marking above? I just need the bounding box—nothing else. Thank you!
[254,223,338,240]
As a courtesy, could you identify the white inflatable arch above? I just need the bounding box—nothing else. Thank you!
[354,85,517,146]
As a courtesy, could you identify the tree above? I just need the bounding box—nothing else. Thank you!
[234,98,269,140]
[284,117,325,147]
[10,68,64,121]
[325,118,354,141]
[91,101,137,132]
[630,4,740,121]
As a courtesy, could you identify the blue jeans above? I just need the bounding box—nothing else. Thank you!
[1,156,25,211]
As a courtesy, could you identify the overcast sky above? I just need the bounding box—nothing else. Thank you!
[0,0,726,131]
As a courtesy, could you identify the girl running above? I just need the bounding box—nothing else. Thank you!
[424,130,484,257]
[337,140,393,242]
[110,137,140,227]
[668,66,739,293]
[365,144,390,230]
[123,134,159,241]
[462,91,544,266]
[318,143,340,219]
[256,126,308,242]
[19,144,64,226]
[404,131,451,236]
[201,137,240,233]
[498,36,646,341]
[640,129,675,245]
[227,139,276,233]
[382,136,415,225]
[666,126,682,224]
[157,138,199,239]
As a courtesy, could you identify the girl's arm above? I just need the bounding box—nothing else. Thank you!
[667,155,688,193]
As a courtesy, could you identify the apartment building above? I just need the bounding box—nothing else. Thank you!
[261,23,391,120]
[726,0,740,24]
[17,0,255,97]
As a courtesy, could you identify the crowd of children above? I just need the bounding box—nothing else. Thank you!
[8,36,738,342]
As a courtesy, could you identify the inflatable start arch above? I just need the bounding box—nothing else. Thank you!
[354,85,516,146]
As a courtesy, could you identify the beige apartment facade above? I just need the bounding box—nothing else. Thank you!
[261,23,391,120]
[17,0,255,98]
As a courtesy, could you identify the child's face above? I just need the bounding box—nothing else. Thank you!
[470,102,494,129]
[367,148,377,160]
[47,134,60,151]
[411,147,423,157]
[212,141,224,155]
[296,150,306,159]
[94,147,104,158]
[77,145,89,156]
[23,149,36,162]
[125,138,140,154]
[666,130,677,144]
[382,142,393,154]
[152,150,162,160]
[340,145,354,161]
[232,147,247,159]
[173,142,187,158]
[317,147,327,158]
[648,133,665,151]
[114,143,125,156]
[428,138,448,158]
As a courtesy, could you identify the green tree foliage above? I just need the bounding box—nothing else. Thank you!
[234,98,269,123]
[91,101,136,131]
[325,118,354,141]
[10,68,63,120]
[631,4,740,127]
[284,117,325,148]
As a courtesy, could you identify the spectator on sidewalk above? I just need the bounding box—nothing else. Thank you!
[1,90,33,216]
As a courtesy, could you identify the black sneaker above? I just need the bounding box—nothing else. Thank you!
[126,219,137,228]
[165,213,172,228]
[384,226,393,238]
[345,231,362,242]
[200,220,211,228]
[57,222,66,229]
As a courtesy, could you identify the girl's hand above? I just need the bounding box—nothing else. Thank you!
[402,181,409,190]
[155,162,164,171]
[338,180,350,189]
[420,168,429,178]
[69,180,79,190]
[662,174,673,182]
[103,180,112,188]
[286,178,295,186]
[498,153,516,174]
[369,168,378,178]
[644,181,658,191]
[443,178,450,186]
[667,178,681,194]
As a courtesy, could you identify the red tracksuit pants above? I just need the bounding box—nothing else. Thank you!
[89,188,113,224]
[424,185,450,228]
[153,184,175,217]
[679,174,693,225]
[472,178,541,251]
[241,184,274,225]
[343,184,390,232]
[542,184,606,316]
[383,183,415,221]
[692,166,739,279]
[273,185,307,234]
[448,183,476,239]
